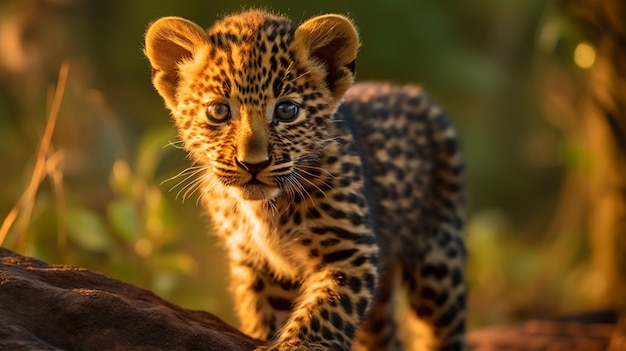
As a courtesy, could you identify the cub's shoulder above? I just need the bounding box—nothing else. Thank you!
[341,82,432,121]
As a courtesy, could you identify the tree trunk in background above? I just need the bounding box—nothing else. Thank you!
[567,0,626,309]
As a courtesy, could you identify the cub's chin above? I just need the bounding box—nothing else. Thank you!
[238,182,280,201]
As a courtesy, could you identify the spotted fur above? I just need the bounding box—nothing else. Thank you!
[145,10,466,351]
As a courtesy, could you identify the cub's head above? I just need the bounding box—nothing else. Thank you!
[145,10,359,201]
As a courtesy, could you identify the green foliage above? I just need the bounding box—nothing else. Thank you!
[66,207,112,252]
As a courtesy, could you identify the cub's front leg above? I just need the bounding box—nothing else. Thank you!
[258,237,380,351]
[228,253,300,341]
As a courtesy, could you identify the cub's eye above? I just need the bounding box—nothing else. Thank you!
[274,101,300,123]
[206,102,231,124]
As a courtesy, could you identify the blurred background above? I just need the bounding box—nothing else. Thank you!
[0,0,624,329]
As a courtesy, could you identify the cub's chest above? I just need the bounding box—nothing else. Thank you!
[210,197,310,279]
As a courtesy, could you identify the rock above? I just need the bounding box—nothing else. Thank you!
[0,247,260,351]
[468,311,625,351]
[2,247,624,351]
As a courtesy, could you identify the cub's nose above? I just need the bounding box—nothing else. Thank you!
[235,157,272,175]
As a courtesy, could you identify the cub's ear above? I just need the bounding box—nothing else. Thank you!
[295,14,359,103]
[144,17,208,110]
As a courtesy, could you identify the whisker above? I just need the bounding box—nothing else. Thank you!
[285,175,315,207]
[318,137,344,149]
[161,165,206,188]
[172,175,207,201]
[292,170,327,198]
[197,173,223,206]
[158,162,233,204]
[182,176,208,202]
[163,139,185,150]
[318,136,344,143]
[294,70,312,81]
[282,62,295,81]
[297,164,335,178]
[289,176,309,204]
[293,166,324,180]
[265,199,279,216]
[175,175,204,202]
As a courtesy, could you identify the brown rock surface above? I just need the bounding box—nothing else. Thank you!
[468,311,626,351]
[1,247,624,350]
[0,247,259,351]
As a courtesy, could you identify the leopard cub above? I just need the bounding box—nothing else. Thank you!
[145,9,466,351]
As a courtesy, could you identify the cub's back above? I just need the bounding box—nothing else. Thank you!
[339,82,465,262]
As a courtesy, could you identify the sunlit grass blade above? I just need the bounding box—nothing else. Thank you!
[0,61,70,251]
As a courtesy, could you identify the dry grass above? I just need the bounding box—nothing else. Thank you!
[0,61,70,254]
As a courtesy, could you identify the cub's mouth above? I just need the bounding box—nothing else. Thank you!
[245,178,264,186]
[231,156,281,201]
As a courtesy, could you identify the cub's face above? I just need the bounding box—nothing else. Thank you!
[145,11,358,201]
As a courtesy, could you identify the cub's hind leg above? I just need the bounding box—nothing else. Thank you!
[403,224,466,351]
[353,264,403,351]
